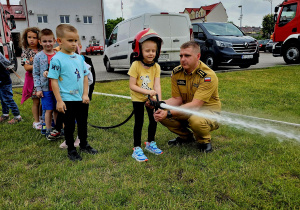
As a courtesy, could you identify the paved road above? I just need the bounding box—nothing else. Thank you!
[11,52,291,86]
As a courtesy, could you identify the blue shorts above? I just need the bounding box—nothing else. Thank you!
[41,91,56,111]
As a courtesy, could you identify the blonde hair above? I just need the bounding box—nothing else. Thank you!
[56,24,77,39]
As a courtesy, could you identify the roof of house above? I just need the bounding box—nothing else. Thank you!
[3,5,26,19]
[183,2,221,19]
[201,2,219,16]
[184,8,200,13]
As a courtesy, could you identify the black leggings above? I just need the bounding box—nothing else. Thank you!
[132,101,157,147]
[63,101,89,151]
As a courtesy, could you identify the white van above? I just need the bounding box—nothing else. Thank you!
[103,13,192,72]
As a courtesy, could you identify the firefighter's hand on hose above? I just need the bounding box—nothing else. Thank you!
[154,109,167,122]
[145,100,155,109]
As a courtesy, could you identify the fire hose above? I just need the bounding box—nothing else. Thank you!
[88,94,164,129]
[88,92,300,142]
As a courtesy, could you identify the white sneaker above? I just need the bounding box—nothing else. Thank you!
[59,138,80,149]
[33,122,42,130]
[74,137,80,147]
[59,141,68,149]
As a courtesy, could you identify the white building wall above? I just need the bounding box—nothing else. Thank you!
[206,3,228,22]
[19,0,105,52]
[13,20,28,33]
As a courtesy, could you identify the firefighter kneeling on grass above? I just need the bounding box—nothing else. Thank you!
[153,41,221,152]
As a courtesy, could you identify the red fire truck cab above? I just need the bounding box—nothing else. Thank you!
[85,43,104,55]
[272,0,300,64]
[0,3,17,71]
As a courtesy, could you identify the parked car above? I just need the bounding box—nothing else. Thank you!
[192,22,259,70]
[86,44,104,55]
[258,39,269,52]
[266,40,275,53]
[103,12,192,72]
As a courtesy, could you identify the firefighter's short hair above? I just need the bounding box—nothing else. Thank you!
[56,24,78,39]
[180,41,200,54]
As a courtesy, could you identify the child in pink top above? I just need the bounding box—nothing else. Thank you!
[20,27,42,129]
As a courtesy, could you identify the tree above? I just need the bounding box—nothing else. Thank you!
[105,17,124,39]
[262,14,274,39]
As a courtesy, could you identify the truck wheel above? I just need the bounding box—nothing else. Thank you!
[204,54,218,70]
[106,60,114,72]
[283,43,300,64]
[239,64,250,68]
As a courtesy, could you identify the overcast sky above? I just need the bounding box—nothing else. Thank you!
[1,0,284,27]
[103,0,284,27]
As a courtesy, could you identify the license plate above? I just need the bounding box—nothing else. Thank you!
[242,55,253,59]
[159,54,169,60]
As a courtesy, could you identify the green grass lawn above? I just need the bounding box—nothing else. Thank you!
[1,66,299,209]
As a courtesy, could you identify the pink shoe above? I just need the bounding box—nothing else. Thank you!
[74,137,80,147]
[59,141,68,149]
[33,122,42,130]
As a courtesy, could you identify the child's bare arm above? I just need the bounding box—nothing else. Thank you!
[24,64,33,72]
[51,79,66,113]
[153,77,162,101]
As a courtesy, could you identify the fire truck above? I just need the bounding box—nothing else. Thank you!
[0,3,17,71]
[272,0,300,64]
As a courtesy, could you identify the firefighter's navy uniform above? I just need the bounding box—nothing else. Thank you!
[160,61,221,144]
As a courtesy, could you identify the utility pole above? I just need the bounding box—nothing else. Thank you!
[264,0,273,14]
[238,5,243,28]
[121,0,123,19]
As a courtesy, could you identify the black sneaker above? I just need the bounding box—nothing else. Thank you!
[80,145,98,154]
[168,136,195,145]
[198,143,213,153]
[68,149,82,161]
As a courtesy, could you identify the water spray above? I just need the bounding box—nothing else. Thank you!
[92,92,300,142]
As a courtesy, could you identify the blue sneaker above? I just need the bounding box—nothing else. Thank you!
[132,147,148,162]
[45,132,56,141]
[145,141,163,155]
[41,123,46,135]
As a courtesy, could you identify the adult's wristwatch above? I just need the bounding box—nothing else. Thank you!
[167,110,172,118]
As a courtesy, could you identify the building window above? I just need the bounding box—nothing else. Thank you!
[60,15,70,24]
[37,15,48,23]
[83,16,92,24]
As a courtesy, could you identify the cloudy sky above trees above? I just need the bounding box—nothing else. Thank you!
[104,0,284,27]
[1,0,284,27]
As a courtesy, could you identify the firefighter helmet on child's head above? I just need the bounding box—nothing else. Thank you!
[132,28,163,63]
